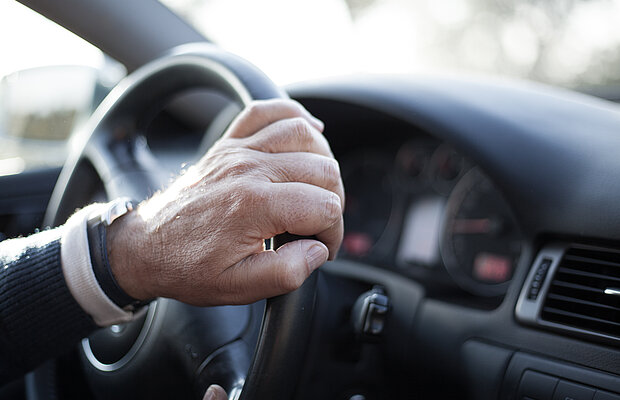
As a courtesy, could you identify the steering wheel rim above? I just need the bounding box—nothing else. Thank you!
[26,43,318,400]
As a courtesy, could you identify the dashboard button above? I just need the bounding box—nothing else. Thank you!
[552,380,595,400]
[519,370,558,400]
[527,258,551,300]
[594,391,620,400]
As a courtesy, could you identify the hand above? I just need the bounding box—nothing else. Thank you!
[107,99,345,306]
[203,385,227,400]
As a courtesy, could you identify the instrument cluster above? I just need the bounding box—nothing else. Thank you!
[340,139,523,299]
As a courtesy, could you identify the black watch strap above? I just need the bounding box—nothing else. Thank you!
[86,201,150,311]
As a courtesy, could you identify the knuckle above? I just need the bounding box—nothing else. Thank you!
[225,152,258,177]
[323,192,342,222]
[244,102,265,119]
[321,158,341,186]
[288,117,314,143]
[277,266,305,292]
[231,180,264,210]
[287,100,307,116]
[272,98,301,114]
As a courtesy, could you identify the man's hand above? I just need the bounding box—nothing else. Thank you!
[107,99,344,306]
[203,384,227,400]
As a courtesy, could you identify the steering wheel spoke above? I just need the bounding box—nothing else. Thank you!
[84,135,166,201]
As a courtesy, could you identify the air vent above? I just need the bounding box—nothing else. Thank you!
[540,245,620,340]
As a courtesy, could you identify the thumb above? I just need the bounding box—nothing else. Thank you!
[203,384,228,400]
[219,239,328,304]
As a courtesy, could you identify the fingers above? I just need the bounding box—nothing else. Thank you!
[203,385,227,400]
[315,214,344,261]
[215,98,344,261]
[218,240,328,303]
[225,99,324,138]
[264,152,345,209]
[261,183,343,258]
[243,117,333,157]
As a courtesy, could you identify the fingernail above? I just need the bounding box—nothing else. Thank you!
[306,244,328,271]
[204,386,215,400]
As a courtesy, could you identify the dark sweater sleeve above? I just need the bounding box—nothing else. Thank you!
[0,229,97,384]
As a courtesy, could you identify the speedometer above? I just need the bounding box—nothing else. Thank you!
[440,167,522,296]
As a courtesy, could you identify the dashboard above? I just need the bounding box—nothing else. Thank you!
[339,139,522,302]
[285,75,620,398]
[128,73,620,398]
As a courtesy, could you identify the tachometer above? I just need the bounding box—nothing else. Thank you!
[440,167,522,296]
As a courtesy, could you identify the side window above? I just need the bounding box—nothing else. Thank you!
[0,1,125,175]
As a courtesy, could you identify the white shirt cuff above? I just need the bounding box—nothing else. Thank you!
[60,204,137,326]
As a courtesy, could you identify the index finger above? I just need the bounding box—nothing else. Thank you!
[224,99,324,138]
[262,182,343,259]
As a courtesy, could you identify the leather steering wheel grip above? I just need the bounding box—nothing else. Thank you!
[240,234,320,399]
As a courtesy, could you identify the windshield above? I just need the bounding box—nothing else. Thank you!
[0,1,125,175]
[161,0,620,89]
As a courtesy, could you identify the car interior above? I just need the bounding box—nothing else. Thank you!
[1,0,619,399]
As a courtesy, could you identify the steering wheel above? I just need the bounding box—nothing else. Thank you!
[25,43,318,400]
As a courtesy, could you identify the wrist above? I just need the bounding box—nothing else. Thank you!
[104,202,156,304]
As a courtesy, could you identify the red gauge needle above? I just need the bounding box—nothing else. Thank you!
[452,218,494,234]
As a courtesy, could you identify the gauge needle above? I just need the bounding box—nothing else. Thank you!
[452,218,494,234]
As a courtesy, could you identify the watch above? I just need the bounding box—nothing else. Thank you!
[87,198,151,312]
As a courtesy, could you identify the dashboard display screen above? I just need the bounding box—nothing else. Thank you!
[397,197,444,266]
